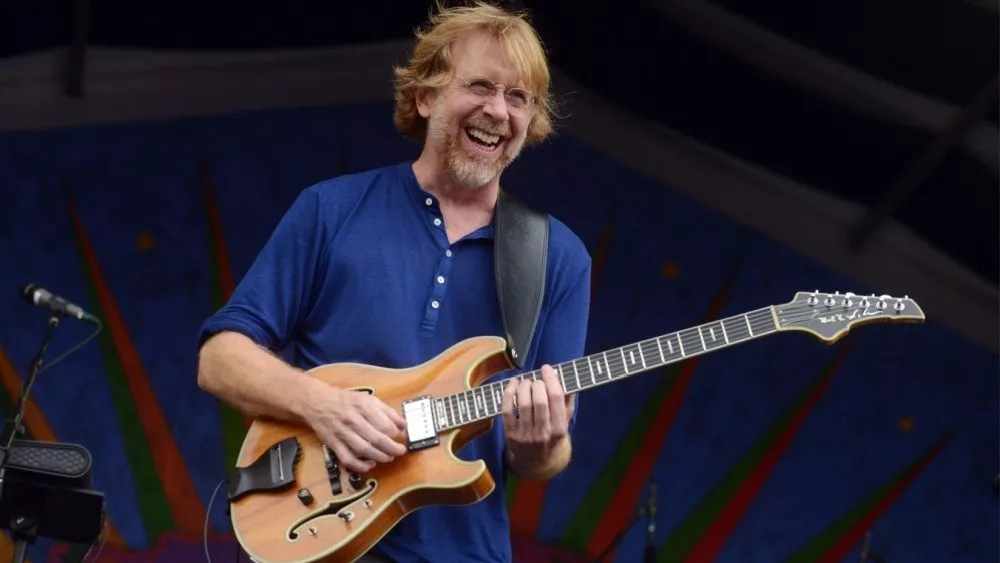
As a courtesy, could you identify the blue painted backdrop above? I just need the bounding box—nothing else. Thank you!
[0,101,995,562]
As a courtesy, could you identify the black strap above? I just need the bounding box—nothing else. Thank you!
[494,189,549,370]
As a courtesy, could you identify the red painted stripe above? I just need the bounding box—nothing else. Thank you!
[68,198,207,534]
[507,210,616,537]
[817,433,955,563]
[202,163,235,299]
[509,479,550,536]
[201,163,253,429]
[683,342,854,562]
[585,272,738,559]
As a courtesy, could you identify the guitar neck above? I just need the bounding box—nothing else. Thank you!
[433,306,779,431]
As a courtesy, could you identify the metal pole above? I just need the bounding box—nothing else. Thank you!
[848,73,999,250]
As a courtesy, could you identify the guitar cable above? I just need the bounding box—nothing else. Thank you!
[205,477,242,563]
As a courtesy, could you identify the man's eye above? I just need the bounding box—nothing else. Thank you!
[469,81,494,95]
[508,91,529,106]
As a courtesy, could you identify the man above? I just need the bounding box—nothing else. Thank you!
[197,2,591,561]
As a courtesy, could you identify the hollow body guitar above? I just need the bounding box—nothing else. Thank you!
[227,291,924,563]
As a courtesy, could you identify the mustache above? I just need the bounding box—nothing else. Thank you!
[464,117,509,137]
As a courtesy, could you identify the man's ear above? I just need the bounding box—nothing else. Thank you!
[415,86,437,119]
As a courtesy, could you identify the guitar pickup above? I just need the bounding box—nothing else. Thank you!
[402,396,439,451]
[323,445,342,495]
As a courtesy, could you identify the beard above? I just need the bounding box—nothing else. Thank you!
[425,100,527,189]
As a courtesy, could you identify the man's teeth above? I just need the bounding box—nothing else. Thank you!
[468,128,500,145]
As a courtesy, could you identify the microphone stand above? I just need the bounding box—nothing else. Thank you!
[592,480,658,563]
[0,314,61,563]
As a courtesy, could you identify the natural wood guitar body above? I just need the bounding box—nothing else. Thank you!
[230,336,514,563]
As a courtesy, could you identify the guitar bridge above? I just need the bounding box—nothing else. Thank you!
[402,396,439,451]
[227,437,300,502]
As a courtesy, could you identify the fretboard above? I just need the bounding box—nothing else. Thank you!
[431,307,778,431]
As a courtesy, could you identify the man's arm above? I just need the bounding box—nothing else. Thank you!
[197,331,325,423]
[196,186,405,473]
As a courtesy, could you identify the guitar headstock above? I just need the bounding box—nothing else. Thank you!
[774,291,925,343]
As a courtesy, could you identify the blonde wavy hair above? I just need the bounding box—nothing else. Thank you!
[393,1,555,146]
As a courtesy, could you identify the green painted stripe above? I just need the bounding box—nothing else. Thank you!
[657,343,850,560]
[202,164,249,473]
[786,430,956,562]
[210,261,246,471]
[72,228,174,544]
[558,372,677,552]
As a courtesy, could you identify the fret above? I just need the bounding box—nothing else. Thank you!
[602,351,612,379]
[719,320,730,344]
[556,364,569,393]
[580,358,595,386]
[572,361,581,389]
[722,316,747,343]
[749,310,775,336]
[447,395,456,427]
[698,326,707,350]
[436,399,448,429]
[656,337,665,363]
[621,342,643,373]
[473,390,482,418]
[491,385,503,415]
[745,314,754,336]
[639,340,659,369]
[680,328,702,354]
[619,347,628,375]
[701,322,728,351]
[676,333,685,357]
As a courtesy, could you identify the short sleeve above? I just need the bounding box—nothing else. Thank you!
[198,186,329,352]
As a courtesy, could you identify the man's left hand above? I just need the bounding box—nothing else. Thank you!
[501,364,574,463]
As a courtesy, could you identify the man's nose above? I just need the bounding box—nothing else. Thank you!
[482,91,509,120]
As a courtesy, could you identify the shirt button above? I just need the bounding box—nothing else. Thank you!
[437,276,445,284]
[431,300,440,309]
[445,250,452,257]
[433,218,442,226]
[425,197,433,206]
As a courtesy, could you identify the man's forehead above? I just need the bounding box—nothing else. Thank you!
[451,34,530,87]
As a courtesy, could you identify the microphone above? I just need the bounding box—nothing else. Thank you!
[19,284,98,323]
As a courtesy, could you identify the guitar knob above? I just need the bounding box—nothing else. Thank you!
[298,488,314,506]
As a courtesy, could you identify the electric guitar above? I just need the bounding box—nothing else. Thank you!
[227,290,924,563]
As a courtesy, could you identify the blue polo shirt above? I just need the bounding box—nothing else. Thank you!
[199,161,591,563]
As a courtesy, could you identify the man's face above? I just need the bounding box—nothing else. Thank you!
[422,31,532,189]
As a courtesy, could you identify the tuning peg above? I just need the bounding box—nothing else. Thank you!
[861,296,871,308]
[824,294,836,306]
[842,293,853,307]
[893,299,905,311]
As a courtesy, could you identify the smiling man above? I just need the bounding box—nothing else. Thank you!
[196,2,592,562]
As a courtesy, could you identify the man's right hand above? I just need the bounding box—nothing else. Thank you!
[303,384,408,474]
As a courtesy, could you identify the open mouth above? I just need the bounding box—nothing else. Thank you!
[465,127,503,152]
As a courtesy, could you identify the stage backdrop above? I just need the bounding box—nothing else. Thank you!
[0,102,996,563]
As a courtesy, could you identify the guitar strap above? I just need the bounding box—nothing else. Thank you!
[493,188,549,370]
